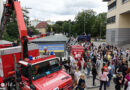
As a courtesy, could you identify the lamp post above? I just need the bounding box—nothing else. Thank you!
[100,22,102,40]
[100,21,107,41]
[68,19,71,37]
[83,10,86,34]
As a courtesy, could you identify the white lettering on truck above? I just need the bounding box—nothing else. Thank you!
[43,75,65,87]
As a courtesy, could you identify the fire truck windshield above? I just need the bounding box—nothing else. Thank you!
[32,58,61,80]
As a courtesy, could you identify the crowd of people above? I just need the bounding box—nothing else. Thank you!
[63,40,130,90]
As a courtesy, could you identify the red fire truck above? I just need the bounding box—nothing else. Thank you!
[0,0,72,90]
[70,45,84,60]
[70,45,85,68]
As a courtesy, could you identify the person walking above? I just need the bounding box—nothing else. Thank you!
[96,57,101,74]
[92,64,98,86]
[74,68,81,87]
[107,66,113,87]
[125,68,130,90]
[86,59,92,76]
[99,68,108,90]
[115,72,123,90]
[76,74,85,90]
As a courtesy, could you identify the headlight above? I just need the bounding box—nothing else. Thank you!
[53,87,59,90]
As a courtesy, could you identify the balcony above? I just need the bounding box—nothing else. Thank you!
[107,16,116,24]
[103,0,110,2]
[108,1,116,11]
[122,0,129,4]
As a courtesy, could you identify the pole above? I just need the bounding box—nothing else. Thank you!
[84,10,85,34]
[69,20,71,37]
[100,23,102,41]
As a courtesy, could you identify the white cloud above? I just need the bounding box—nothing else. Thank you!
[19,0,107,21]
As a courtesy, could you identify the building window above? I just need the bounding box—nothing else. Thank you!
[107,16,116,24]
[108,1,116,11]
[122,0,129,4]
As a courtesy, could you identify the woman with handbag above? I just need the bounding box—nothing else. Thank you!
[99,68,108,90]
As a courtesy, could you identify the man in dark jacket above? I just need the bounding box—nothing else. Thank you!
[92,64,97,86]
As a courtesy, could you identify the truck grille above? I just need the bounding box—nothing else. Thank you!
[61,81,72,90]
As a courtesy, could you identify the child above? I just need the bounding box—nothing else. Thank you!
[76,74,85,90]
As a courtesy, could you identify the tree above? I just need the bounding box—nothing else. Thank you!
[45,9,107,38]
[56,21,64,26]
[44,9,107,38]
[2,8,39,41]
[52,24,62,33]
[62,21,70,34]
[3,11,19,41]
[74,10,106,37]
[46,24,52,32]
[97,13,107,38]
[75,9,97,35]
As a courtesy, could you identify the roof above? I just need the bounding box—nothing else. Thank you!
[36,21,47,29]
[32,34,68,42]
[0,44,38,55]
[0,40,12,45]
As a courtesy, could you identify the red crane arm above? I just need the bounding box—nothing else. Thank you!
[13,1,27,40]
[13,1,28,59]
[0,0,28,59]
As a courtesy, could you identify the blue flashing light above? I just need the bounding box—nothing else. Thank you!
[50,51,54,55]
[46,71,50,75]
[29,56,33,60]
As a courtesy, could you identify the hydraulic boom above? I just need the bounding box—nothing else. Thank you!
[0,0,28,59]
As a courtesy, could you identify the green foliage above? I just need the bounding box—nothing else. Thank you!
[3,11,19,41]
[2,9,40,41]
[62,21,70,33]
[46,24,52,32]
[52,24,62,33]
[28,26,39,35]
[47,9,107,38]
[75,10,97,35]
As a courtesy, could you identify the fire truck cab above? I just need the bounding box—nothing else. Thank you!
[0,44,72,90]
[19,56,72,90]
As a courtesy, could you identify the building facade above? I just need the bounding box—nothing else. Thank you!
[103,0,130,46]
[0,0,3,24]
[35,21,48,34]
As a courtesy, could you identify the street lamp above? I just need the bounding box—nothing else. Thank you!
[83,10,86,34]
[100,22,102,40]
[82,9,87,35]
[100,21,107,41]
[68,19,71,37]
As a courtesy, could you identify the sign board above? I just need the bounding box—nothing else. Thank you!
[39,44,64,52]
